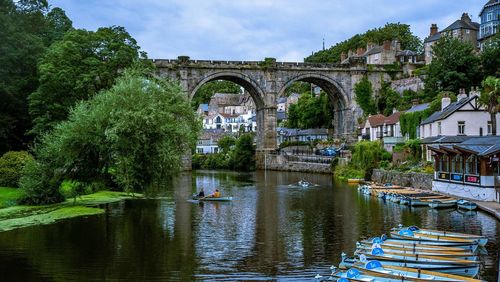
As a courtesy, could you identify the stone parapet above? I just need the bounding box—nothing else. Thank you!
[371,169,433,190]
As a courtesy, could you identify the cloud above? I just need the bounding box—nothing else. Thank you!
[49,0,482,61]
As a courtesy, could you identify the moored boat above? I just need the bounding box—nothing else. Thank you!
[398,226,488,247]
[457,199,478,211]
[365,235,479,252]
[357,240,475,253]
[428,199,457,209]
[390,229,480,246]
[355,245,478,261]
[353,260,484,281]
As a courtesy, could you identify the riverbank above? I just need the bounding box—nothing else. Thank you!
[0,188,143,232]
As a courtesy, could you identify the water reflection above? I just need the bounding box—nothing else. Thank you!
[0,170,498,281]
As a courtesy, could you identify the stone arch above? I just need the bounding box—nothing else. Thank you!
[190,71,265,110]
[279,73,352,138]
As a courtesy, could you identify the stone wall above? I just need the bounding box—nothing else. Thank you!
[262,154,332,174]
[371,169,433,190]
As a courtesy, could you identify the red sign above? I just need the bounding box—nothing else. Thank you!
[465,175,480,184]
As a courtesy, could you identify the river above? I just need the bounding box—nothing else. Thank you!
[0,170,498,281]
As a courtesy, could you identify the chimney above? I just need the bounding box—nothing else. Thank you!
[340,52,347,62]
[441,94,451,111]
[383,40,391,51]
[356,47,366,56]
[457,88,467,100]
[461,13,471,23]
[394,40,401,51]
[430,24,438,36]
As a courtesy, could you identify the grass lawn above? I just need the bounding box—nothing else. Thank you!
[0,187,24,208]
[0,188,143,232]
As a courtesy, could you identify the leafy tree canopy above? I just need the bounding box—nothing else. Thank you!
[20,70,201,204]
[480,32,500,78]
[354,76,376,115]
[424,36,482,96]
[286,92,333,129]
[28,26,146,137]
[305,23,422,63]
[0,0,72,153]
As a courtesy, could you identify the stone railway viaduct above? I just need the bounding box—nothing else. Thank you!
[154,56,398,168]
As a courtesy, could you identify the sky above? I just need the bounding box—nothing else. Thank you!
[49,0,483,62]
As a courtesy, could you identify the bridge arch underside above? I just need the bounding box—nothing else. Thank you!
[190,72,273,150]
[280,74,353,139]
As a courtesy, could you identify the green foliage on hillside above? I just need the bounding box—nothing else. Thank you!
[192,80,242,109]
[354,77,376,115]
[305,23,422,63]
[20,70,201,204]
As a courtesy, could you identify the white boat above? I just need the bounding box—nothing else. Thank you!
[457,199,478,211]
[331,267,404,282]
[353,260,484,281]
[357,240,474,253]
[428,199,457,209]
[397,226,488,247]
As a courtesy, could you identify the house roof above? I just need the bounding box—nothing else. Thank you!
[424,33,441,43]
[396,50,417,56]
[384,112,401,125]
[421,95,477,125]
[363,46,384,56]
[277,97,287,104]
[428,136,500,157]
[420,135,474,144]
[480,0,500,16]
[277,128,328,136]
[366,114,386,127]
[219,112,240,118]
[406,103,430,113]
[442,19,479,32]
[199,130,226,141]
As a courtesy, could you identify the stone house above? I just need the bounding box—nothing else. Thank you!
[364,40,399,65]
[428,136,500,202]
[479,0,500,50]
[196,130,225,154]
[424,13,480,64]
[419,90,500,161]
[208,93,255,116]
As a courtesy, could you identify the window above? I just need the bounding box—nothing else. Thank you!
[452,155,463,173]
[458,121,465,135]
[487,12,493,21]
[465,155,479,175]
[438,122,442,135]
[197,148,203,154]
[466,29,470,34]
[440,155,449,172]
[488,121,492,135]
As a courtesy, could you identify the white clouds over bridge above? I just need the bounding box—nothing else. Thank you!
[50,0,481,61]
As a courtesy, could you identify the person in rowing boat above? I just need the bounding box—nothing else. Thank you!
[207,189,221,198]
[197,188,205,198]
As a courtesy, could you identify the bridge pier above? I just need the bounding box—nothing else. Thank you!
[255,106,277,169]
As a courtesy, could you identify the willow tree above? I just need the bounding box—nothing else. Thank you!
[20,70,201,204]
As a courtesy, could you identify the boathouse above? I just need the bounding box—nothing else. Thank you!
[428,136,500,202]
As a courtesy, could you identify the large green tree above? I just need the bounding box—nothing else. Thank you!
[20,70,201,204]
[0,0,72,153]
[479,76,500,136]
[286,92,333,129]
[28,26,145,137]
[480,32,500,78]
[424,36,482,95]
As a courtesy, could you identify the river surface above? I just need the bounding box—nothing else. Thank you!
[0,170,498,281]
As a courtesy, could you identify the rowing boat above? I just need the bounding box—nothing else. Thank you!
[355,245,478,260]
[353,260,483,281]
[192,195,233,201]
[391,229,480,245]
[363,236,479,252]
[428,199,457,209]
[357,240,474,253]
[400,226,488,247]
[457,199,478,211]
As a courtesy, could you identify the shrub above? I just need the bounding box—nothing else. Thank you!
[0,151,34,187]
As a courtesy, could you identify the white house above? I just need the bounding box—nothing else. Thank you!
[420,91,500,161]
[359,112,404,152]
[203,111,256,133]
[196,130,224,154]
